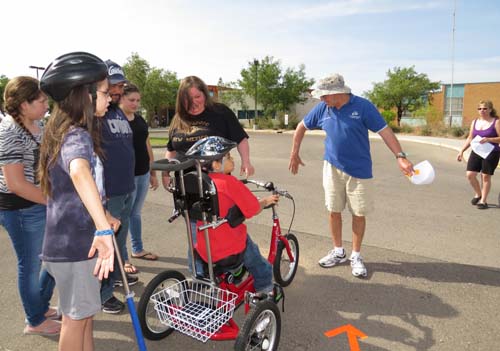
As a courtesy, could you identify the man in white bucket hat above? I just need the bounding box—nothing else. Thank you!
[289,73,414,277]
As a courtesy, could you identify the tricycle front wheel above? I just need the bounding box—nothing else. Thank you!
[273,233,299,287]
[234,300,281,351]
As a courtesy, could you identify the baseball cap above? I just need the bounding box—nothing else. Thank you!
[105,60,127,85]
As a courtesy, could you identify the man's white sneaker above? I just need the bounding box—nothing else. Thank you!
[350,256,367,277]
[318,250,347,268]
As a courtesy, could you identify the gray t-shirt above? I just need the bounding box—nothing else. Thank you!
[41,127,105,262]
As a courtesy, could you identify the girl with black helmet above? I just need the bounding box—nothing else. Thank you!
[0,76,59,335]
[38,52,120,351]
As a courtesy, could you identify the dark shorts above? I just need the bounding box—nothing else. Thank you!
[466,150,500,175]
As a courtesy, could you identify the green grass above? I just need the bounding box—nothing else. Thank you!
[150,137,168,147]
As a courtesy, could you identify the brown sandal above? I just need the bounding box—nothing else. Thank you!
[124,262,139,274]
[131,251,158,261]
[24,319,61,336]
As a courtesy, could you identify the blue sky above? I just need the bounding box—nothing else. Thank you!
[2,0,499,94]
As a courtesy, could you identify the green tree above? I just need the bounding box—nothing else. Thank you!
[275,64,314,113]
[123,52,149,92]
[0,75,9,113]
[239,56,314,117]
[122,53,179,123]
[142,68,179,121]
[364,66,440,126]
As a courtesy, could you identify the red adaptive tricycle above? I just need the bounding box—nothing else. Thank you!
[137,156,299,351]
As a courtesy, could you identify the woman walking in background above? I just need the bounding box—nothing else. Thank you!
[119,83,159,273]
[457,100,500,209]
[0,76,59,335]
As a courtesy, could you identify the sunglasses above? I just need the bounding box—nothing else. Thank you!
[477,107,488,111]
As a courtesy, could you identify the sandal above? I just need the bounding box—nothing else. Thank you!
[24,319,61,336]
[477,203,488,210]
[131,251,158,261]
[45,307,61,321]
[124,262,139,274]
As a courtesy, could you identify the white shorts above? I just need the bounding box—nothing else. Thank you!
[44,258,101,320]
[322,161,374,216]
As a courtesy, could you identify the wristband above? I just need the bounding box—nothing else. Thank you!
[95,229,114,236]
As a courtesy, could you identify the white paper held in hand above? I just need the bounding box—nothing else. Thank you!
[408,160,435,185]
[470,135,494,159]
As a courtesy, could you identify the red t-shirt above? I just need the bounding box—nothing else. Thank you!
[195,173,260,263]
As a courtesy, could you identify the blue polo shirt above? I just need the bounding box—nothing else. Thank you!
[303,95,387,179]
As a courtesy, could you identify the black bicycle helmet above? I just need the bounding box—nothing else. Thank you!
[186,136,237,160]
[40,52,108,101]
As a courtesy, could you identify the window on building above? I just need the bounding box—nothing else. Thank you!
[443,84,464,117]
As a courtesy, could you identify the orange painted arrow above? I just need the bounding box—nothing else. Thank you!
[324,324,367,351]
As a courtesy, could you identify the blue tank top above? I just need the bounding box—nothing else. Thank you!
[472,117,500,152]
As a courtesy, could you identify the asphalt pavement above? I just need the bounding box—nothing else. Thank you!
[1,131,499,351]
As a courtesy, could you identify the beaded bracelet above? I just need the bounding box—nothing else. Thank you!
[95,229,114,236]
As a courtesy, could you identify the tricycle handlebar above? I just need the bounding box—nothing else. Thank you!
[241,179,293,200]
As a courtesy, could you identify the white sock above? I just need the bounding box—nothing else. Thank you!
[350,251,360,260]
[334,247,344,255]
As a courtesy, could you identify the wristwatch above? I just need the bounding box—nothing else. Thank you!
[396,152,407,159]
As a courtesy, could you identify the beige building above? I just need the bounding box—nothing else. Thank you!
[430,82,500,127]
[210,85,318,126]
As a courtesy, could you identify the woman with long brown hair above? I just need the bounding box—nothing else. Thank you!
[165,75,254,179]
[0,76,60,335]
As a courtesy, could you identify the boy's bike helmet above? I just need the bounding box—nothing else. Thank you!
[40,52,108,102]
[186,136,237,160]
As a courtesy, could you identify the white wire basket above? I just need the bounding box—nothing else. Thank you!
[151,279,238,343]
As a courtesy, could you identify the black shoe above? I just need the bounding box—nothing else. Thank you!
[471,196,481,205]
[477,202,488,209]
[252,284,284,304]
[102,296,124,314]
[114,274,139,287]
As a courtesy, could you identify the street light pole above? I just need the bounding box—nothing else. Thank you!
[253,59,259,123]
[29,65,45,80]
[448,0,456,128]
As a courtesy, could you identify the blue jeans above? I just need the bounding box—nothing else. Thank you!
[0,204,55,326]
[243,236,273,293]
[130,173,150,255]
[100,193,133,303]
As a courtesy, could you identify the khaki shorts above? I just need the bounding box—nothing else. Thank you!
[44,258,101,320]
[322,161,374,216]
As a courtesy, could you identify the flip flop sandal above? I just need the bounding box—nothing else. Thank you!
[131,251,158,261]
[24,320,61,336]
[45,307,61,321]
[124,262,139,274]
